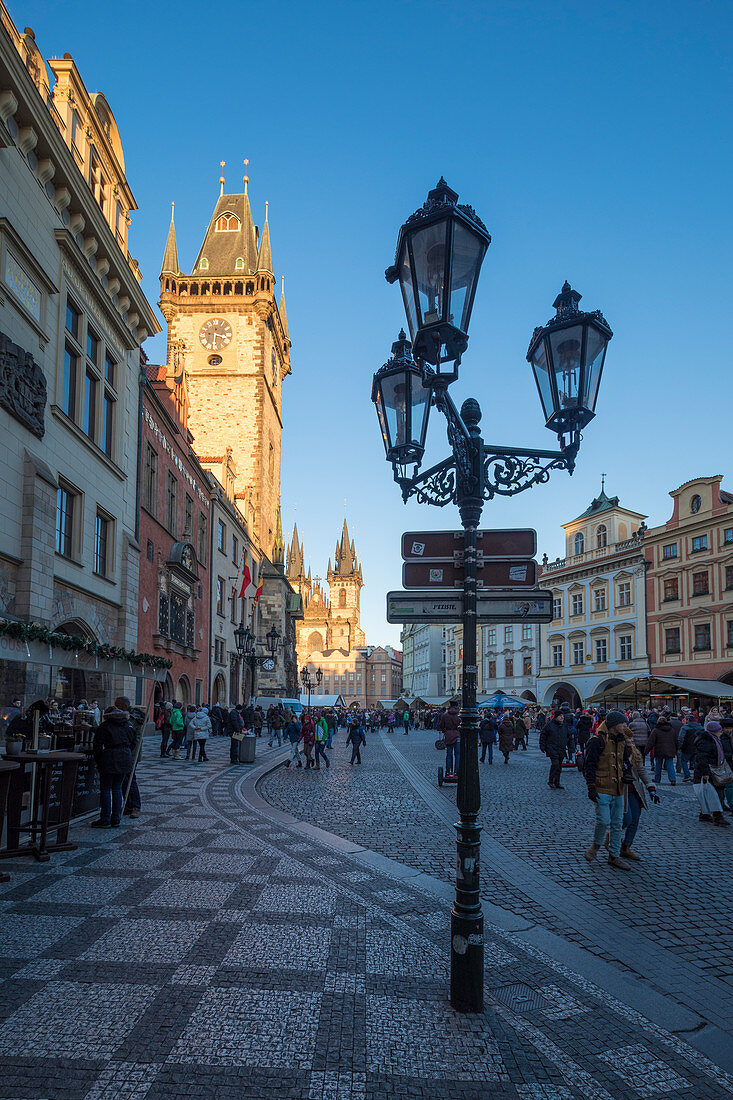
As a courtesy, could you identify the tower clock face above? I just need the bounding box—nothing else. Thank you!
[199,318,232,351]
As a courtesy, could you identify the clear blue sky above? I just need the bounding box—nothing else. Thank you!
[22,0,732,646]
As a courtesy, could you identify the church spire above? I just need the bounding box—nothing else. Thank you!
[279,277,289,341]
[257,203,273,274]
[286,519,305,581]
[161,202,179,276]
[334,518,358,576]
[272,500,284,567]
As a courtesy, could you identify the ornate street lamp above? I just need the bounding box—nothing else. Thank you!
[299,665,322,710]
[266,626,281,656]
[527,281,612,436]
[371,330,432,479]
[373,180,612,1015]
[385,177,491,372]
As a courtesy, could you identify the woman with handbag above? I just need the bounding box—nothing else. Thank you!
[693,721,732,826]
[719,718,733,813]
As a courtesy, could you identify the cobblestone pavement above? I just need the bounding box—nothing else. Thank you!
[0,734,731,1098]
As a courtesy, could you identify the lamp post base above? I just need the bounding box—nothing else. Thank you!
[450,815,484,1013]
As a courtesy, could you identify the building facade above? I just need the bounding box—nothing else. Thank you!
[537,487,650,708]
[400,623,444,700]
[0,7,158,702]
[481,622,539,701]
[644,476,733,685]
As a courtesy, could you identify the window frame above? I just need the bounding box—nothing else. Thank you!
[94,509,112,578]
[664,627,681,654]
[694,623,711,651]
[692,570,709,596]
[662,543,677,560]
[595,637,608,663]
[143,443,158,515]
[55,484,77,559]
[619,634,632,661]
[572,640,584,665]
[617,581,631,607]
[691,535,708,553]
[571,593,583,617]
[166,471,178,535]
[551,644,563,667]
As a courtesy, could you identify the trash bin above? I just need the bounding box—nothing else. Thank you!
[239,734,257,764]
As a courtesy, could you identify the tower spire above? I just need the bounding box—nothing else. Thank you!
[160,202,179,276]
[279,276,289,340]
[257,203,273,273]
[272,499,285,567]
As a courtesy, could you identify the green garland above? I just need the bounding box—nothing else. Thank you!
[0,619,172,670]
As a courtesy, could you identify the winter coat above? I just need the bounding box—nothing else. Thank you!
[285,719,302,744]
[438,706,460,747]
[301,717,315,744]
[583,722,631,796]
[498,717,515,753]
[479,718,496,745]
[189,713,211,740]
[627,716,650,750]
[271,710,285,731]
[576,714,593,746]
[229,710,244,734]
[693,729,725,782]
[680,720,702,756]
[721,730,733,765]
[646,719,678,759]
[315,717,328,742]
[346,727,365,746]
[169,708,184,732]
[92,711,135,776]
[539,718,567,761]
[627,743,655,808]
[535,712,547,731]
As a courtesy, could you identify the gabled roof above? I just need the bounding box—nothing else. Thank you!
[191,192,259,275]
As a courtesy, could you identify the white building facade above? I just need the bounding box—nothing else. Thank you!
[480,621,539,701]
[401,623,444,699]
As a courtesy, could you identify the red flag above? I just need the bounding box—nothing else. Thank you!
[252,577,263,609]
[238,562,252,599]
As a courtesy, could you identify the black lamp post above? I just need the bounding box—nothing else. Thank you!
[299,665,322,711]
[374,180,612,1014]
[235,622,282,704]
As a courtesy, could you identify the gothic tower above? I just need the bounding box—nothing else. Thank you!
[158,181,291,553]
[327,519,365,652]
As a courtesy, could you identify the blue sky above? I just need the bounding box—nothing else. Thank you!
[22,0,733,646]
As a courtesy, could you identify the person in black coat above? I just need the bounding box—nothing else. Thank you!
[576,712,593,750]
[540,713,568,790]
[693,721,730,826]
[479,714,496,764]
[91,707,135,828]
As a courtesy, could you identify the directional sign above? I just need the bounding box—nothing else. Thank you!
[402,558,538,590]
[386,589,553,624]
[401,528,537,562]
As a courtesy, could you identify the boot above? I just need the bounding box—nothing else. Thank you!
[713,812,730,827]
[608,855,631,870]
[620,844,640,861]
[699,812,713,822]
[284,760,290,768]
[584,844,599,863]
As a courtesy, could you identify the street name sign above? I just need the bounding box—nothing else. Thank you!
[386,589,553,624]
[402,558,538,590]
[401,528,537,562]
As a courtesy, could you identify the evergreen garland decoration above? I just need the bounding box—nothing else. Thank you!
[0,619,172,670]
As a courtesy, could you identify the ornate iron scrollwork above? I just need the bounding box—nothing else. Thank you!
[482,450,571,500]
[399,457,457,506]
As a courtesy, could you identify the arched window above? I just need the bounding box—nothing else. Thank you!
[246,281,254,295]
[235,257,245,270]
[223,281,232,295]
[339,590,346,608]
[596,524,607,548]
[199,258,209,270]
[190,283,198,295]
[234,281,243,295]
[215,212,240,231]
[308,631,324,653]
[574,532,585,556]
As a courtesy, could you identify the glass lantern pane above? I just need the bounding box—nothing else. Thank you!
[531,340,554,422]
[380,372,410,450]
[450,221,484,332]
[583,326,607,412]
[375,390,389,453]
[550,324,583,413]
[398,250,418,343]
[410,221,449,327]
[410,375,431,448]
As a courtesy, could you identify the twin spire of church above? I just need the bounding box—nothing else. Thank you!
[286,518,362,590]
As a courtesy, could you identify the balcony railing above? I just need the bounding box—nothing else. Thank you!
[541,531,645,574]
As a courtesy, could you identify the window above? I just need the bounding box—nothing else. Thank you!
[381,673,386,682]
[692,571,709,596]
[662,543,677,560]
[146,539,154,562]
[198,513,207,565]
[618,582,631,607]
[726,566,733,590]
[694,623,711,650]
[619,634,632,661]
[665,627,681,654]
[143,445,158,514]
[522,624,532,641]
[339,589,346,607]
[596,524,607,549]
[504,658,514,677]
[572,641,584,665]
[724,528,733,545]
[94,512,110,576]
[691,494,702,513]
[504,626,513,644]
[56,486,75,558]
[158,593,169,637]
[102,393,114,456]
[523,655,532,676]
[593,589,606,612]
[551,644,563,667]
[235,257,245,270]
[727,621,733,648]
[691,535,708,553]
[230,586,237,623]
[571,593,583,616]
[217,520,226,552]
[552,597,562,620]
[184,495,194,537]
[83,370,97,438]
[65,299,80,340]
[214,638,226,665]
[488,660,496,678]
[595,638,608,663]
[62,345,78,418]
[487,628,496,646]
[574,532,584,556]
[86,328,99,365]
[215,212,240,231]
[70,109,81,150]
[216,577,225,615]
[166,472,177,534]
[199,258,209,270]
[104,352,115,387]
[663,578,678,601]
[232,535,238,564]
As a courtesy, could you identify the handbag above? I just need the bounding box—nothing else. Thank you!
[435,738,446,750]
[709,760,733,787]
[694,780,722,814]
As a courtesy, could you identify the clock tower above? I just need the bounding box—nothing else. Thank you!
[158,181,291,553]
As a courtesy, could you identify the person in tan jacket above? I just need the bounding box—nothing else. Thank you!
[583,711,633,870]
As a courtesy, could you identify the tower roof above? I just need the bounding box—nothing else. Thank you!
[272,501,285,566]
[191,192,259,275]
[286,520,305,580]
[571,487,619,522]
[333,518,359,576]
[257,205,273,273]
[279,279,289,340]
[160,204,179,276]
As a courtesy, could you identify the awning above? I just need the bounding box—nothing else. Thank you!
[585,675,733,706]
[478,692,527,708]
[0,633,167,681]
[298,694,345,707]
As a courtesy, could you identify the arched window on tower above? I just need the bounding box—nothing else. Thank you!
[574,532,585,557]
[308,631,324,654]
[199,258,209,270]
[235,257,245,270]
[596,524,607,549]
[215,212,240,232]
[339,590,346,608]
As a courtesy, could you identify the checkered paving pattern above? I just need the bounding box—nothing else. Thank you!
[0,733,730,1099]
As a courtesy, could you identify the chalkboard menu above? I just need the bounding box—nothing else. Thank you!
[45,752,99,823]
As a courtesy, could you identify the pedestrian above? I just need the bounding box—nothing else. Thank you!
[184,704,197,760]
[253,706,264,738]
[679,712,702,783]
[403,707,410,735]
[583,710,633,869]
[647,713,678,785]
[346,716,365,764]
[115,696,143,819]
[539,711,567,788]
[627,710,650,758]
[210,702,225,738]
[268,706,284,747]
[693,720,732,826]
[159,702,173,758]
[188,706,211,762]
[513,713,527,751]
[719,718,733,813]
[325,708,336,748]
[169,702,184,759]
[498,715,515,765]
[266,703,276,742]
[479,712,495,764]
[91,704,136,828]
[284,710,303,768]
[617,724,660,860]
[314,713,330,769]
[576,711,593,752]
[438,700,461,775]
[301,711,316,768]
[229,705,244,764]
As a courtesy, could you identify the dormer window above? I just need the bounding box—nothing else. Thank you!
[596,524,607,548]
[199,258,209,270]
[574,532,585,556]
[215,213,240,232]
[235,257,245,270]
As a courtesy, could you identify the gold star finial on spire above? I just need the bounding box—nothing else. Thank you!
[265,200,269,222]
[219,161,225,197]
[243,158,249,194]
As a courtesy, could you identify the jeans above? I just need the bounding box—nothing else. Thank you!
[481,741,493,764]
[268,731,282,747]
[230,736,240,764]
[623,789,642,848]
[548,758,562,786]
[160,729,170,757]
[289,740,301,764]
[593,792,625,857]
[403,721,410,735]
[191,738,207,761]
[654,756,676,784]
[314,741,329,768]
[446,742,459,774]
[680,753,694,780]
[126,772,141,811]
[99,772,123,824]
[350,742,361,764]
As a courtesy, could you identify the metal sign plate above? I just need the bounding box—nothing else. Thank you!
[402,559,538,589]
[401,529,537,561]
[387,591,463,624]
[386,589,553,624]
